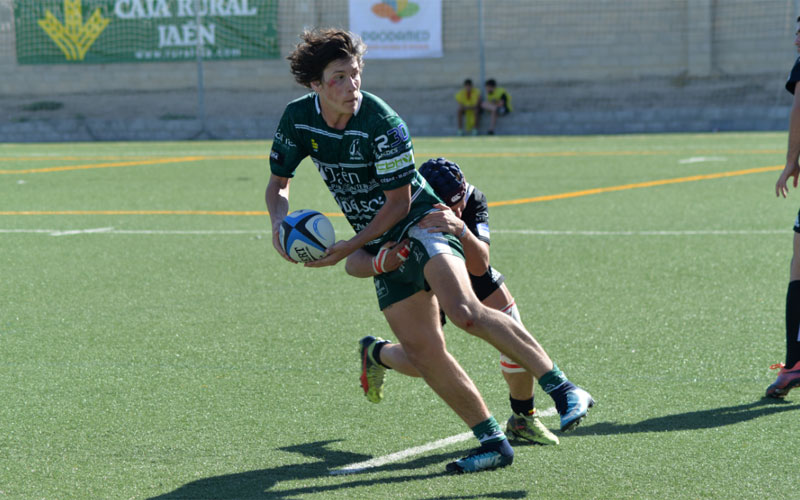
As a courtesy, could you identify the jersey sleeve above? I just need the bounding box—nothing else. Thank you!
[787,57,800,95]
[370,116,416,191]
[269,107,307,178]
[464,189,491,245]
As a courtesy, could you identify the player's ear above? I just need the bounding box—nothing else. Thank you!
[310,80,322,92]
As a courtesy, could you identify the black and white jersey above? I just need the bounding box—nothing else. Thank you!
[462,184,506,301]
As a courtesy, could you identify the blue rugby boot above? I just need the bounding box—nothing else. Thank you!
[445,439,514,474]
[560,387,594,432]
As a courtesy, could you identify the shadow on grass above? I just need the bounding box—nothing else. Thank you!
[148,439,527,500]
[575,397,800,436]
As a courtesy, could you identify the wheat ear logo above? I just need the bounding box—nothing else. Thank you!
[37,0,110,60]
[371,0,419,23]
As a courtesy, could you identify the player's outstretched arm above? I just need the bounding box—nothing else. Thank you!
[265,174,296,263]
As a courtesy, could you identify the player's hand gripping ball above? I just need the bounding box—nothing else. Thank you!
[279,209,336,263]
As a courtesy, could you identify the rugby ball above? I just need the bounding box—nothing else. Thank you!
[279,209,335,262]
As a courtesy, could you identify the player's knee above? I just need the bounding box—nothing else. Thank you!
[445,302,482,332]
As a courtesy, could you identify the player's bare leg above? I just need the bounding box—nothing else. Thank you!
[382,290,490,427]
[377,342,421,377]
[424,254,553,376]
[504,371,534,401]
[382,290,514,473]
[424,253,594,431]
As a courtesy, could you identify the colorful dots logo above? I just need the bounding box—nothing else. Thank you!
[371,0,419,23]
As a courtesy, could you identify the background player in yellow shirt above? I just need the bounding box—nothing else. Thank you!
[455,78,481,135]
[480,78,512,135]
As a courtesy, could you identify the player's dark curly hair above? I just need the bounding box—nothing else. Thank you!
[419,158,467,206]
[288,28,366,88]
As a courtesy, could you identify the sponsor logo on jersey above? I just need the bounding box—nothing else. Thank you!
[274,131,295,147]
[311,139,319,152]
[349,139,364,160]
[375,151,414,175]
[269,149,283,165]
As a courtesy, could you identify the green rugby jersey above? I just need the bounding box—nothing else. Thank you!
[269,91,442,253]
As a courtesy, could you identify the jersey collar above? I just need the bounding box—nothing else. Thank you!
[465,183,475,201]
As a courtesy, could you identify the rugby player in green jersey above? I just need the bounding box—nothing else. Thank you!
[265,28,593,474]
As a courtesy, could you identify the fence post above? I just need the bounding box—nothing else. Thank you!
[478,0,486,90]
[194,0,207,138]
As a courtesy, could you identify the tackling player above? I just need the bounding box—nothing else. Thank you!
[348,158,576,446]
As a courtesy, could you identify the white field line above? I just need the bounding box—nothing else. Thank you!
[0,228,786,237]
[329,407,558,476]
[492,229,785,236]
[678,156,727,164]
[48,227,115,236]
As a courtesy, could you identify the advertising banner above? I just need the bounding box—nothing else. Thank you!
[348,0,442,59]
[14,0,279,64]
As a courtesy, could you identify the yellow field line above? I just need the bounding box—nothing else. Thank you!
[0,148,782,170]
[0,164,783,216]
[0,156,208,174]
[488,165,783,207]
[0,210,269,216]
[0,156,171,162]
[438,149,782,159]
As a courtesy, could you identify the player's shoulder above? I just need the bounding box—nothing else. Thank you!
[281,92,318,122]
[358,91,401,121]
[285,92,316,110]
[468,185,489,208]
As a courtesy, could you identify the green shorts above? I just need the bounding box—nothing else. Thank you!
[373,225,465,310]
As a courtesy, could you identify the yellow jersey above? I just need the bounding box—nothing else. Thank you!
[486,86,512,112]
[455,88,480,108]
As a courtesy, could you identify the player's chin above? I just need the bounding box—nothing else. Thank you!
[344,96,360,111]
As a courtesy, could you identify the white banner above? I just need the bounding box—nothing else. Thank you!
[349,0,442,59]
